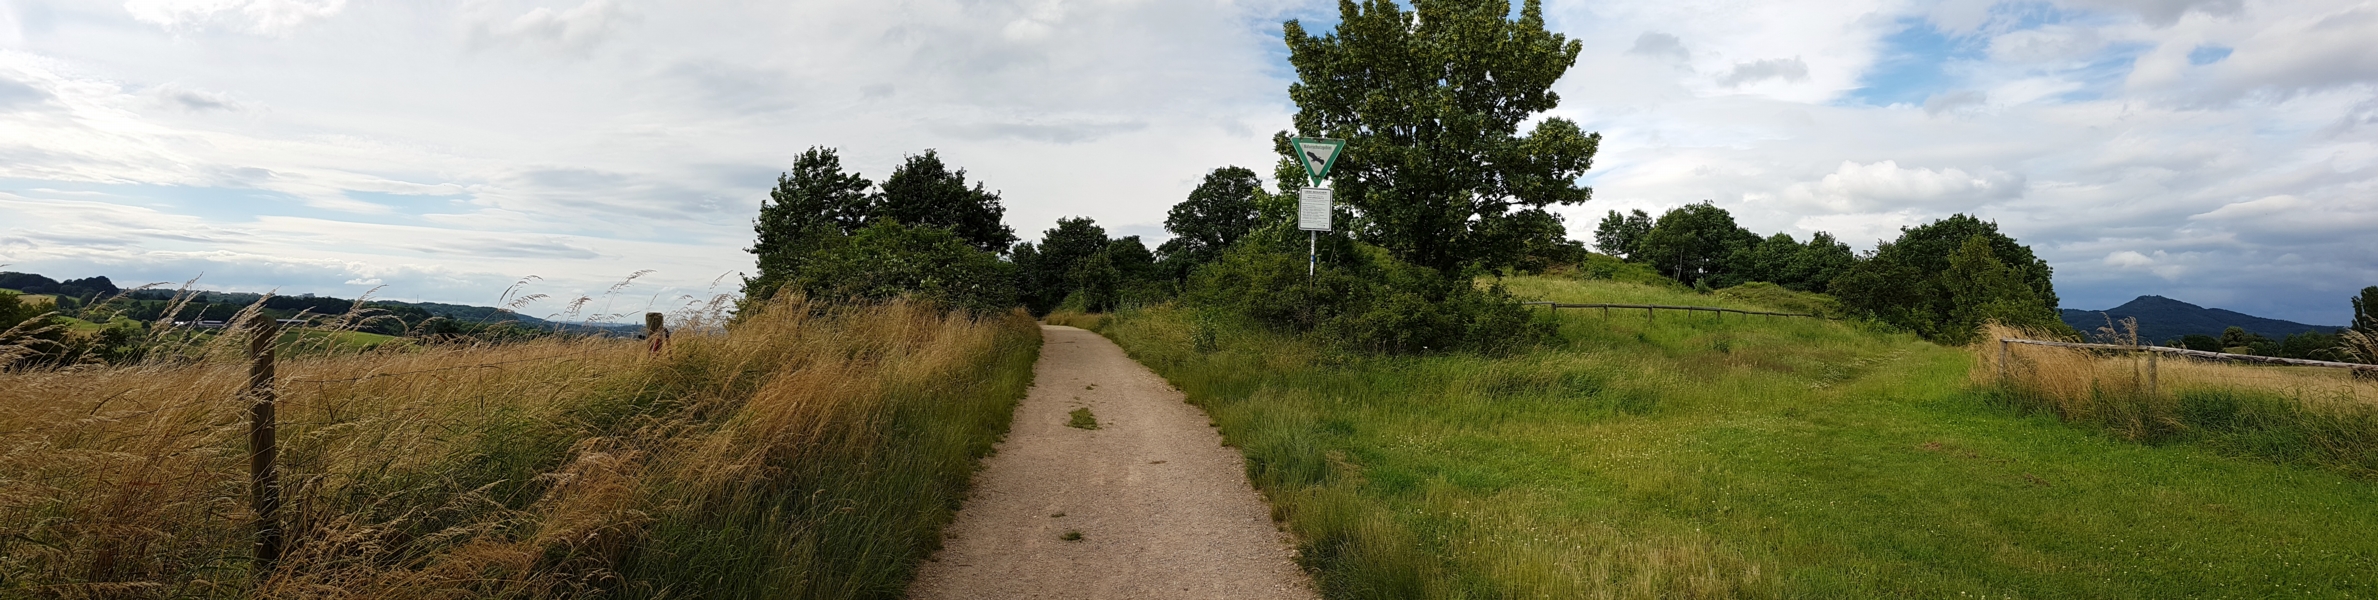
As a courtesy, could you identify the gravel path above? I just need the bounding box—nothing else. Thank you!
[908,325,1317,600]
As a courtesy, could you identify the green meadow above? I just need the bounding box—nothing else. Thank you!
[1073,275,2378,599]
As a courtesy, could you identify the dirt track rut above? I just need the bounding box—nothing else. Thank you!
[907,325,1316,600]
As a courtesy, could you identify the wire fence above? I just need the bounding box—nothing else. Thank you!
[284,346,613,385]
[1998,338,2378,373]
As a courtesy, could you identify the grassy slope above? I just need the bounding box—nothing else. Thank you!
[1089,276,2378,599]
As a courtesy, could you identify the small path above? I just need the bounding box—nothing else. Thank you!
[908,325,1317,600]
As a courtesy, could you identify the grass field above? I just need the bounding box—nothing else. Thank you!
[1082,276,2378,598]
[0,297,1040,598]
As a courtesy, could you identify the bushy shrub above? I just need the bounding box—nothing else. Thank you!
[788,221,1019,316]
[1569,253,1680,288]
[1185,244,1552,355]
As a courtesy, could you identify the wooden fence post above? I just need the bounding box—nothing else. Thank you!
[2147,351,2159,396]
[245,313,282,572]
[645,312,666,354]
[1998,339,2009,383]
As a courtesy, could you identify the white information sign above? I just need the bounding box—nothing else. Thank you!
[1298,187,1333,232]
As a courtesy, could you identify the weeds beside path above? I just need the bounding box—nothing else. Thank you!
[909,325,1316,600]
[0,298,1039,598]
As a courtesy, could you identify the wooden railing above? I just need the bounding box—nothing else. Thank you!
[1999,338,2378,371]
[1995,337,2377,396]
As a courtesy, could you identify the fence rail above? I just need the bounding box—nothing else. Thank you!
[1521,301,1834,320]
[1999,338,2378,372]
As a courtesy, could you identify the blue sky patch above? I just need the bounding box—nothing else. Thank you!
[1848,18,1987,107]
[2188,45,2234,65]
[2055,42,2151,102]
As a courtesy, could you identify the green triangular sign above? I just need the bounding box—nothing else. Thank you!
[1291,138,1346,186]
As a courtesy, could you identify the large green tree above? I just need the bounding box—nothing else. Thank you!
[1014,218,1113,315]
[1478,208,1585,274]
[743,147,873,301]
[1831,215,2064,342]
[1158,166,1266,279]
[1280,0,1601,274]
[1735,231,1856,292]
[789,221,1018,316]
[1593,209,1652,259]
[1939,236,2065,344]
[1786,232,1858,292]
[876,150,1019,254]
[1637,202,1759,288]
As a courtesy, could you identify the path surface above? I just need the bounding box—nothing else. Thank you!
[908,325,1317,600]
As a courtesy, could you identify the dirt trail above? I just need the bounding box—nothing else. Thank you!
[908,325,1317,600]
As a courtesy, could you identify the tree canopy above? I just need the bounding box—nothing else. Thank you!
[740,147,1021,313]
[1831,215,2065,343]
[1636,202,1759,288]
[1593,209,1651,260]
[876,150,1019,255]
[1158,166,1266,279]
[1015,217,1111,315]
[788,221,1018,316]
[1280,0,1600,273]
[744,147,873,301]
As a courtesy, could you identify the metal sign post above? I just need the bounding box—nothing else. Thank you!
[1298,187,1332,276]
[1291,138,1344,278]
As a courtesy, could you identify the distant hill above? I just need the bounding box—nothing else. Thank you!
[370,300,647,336]
[2060,295,2342,343]
[5,270,645,336]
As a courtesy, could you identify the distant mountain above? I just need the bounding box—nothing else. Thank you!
[2061,295,2343,343]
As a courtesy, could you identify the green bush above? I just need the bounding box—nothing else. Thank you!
[788,221,1019,316]
[1569,253,1678,288]
[1185,244,1552,355]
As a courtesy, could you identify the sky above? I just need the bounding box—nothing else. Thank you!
[0,0,2372,325]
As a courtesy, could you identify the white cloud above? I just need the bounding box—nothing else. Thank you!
[1627,32,1690,62]
[1988,25,2104,64]
[1719,57,1811,87]
[145,83,247,112]
[1777,160,2025,212]
[468,0,629,56]
[2055,0,2243,26]
[2103,249,2188,279]
[122,0,348,35]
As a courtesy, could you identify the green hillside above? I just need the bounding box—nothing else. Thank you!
[1080,275,2378,598]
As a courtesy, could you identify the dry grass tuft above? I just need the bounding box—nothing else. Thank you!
[0,294,1040,598]
[1975,322,2378,474]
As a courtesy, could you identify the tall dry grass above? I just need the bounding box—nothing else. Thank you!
[0,295,1039,598]
[1974,322,2378,475]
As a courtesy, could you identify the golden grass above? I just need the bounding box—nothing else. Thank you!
[1974,322,2378,476]
[0,295,1039,598]
[1973,323,2377,417]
